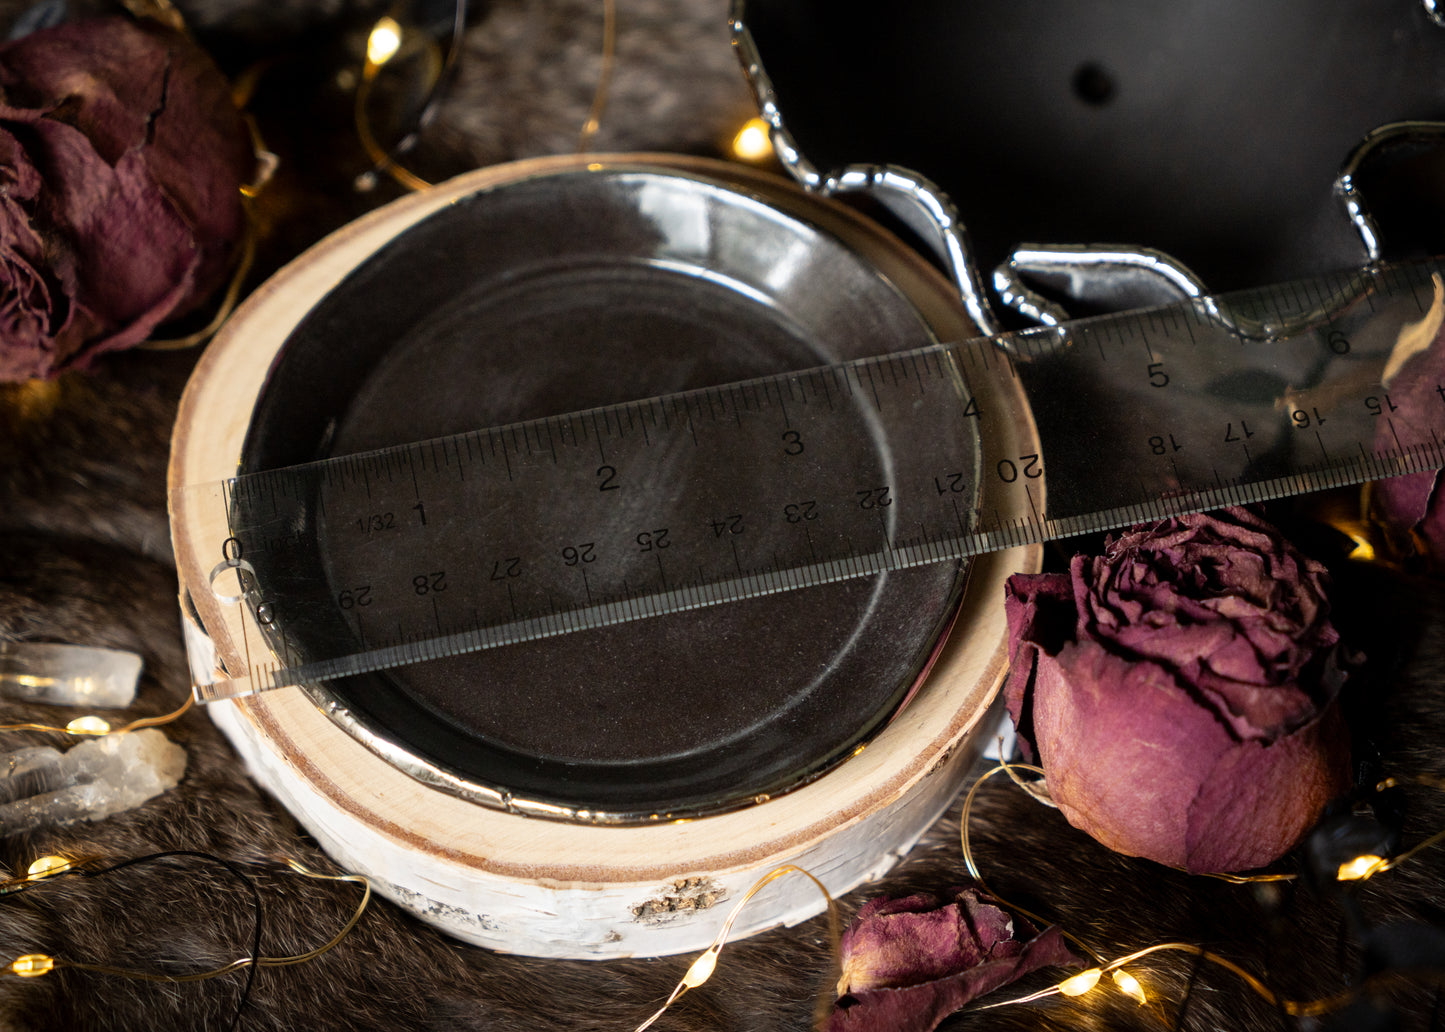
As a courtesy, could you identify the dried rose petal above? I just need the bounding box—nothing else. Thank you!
[1004,508,1352,873]
[0,15,253,380]
[0,129,63,358]
[827,889,1080,1032]
[1371,312,1445,565]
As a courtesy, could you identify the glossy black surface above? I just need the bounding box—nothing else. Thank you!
[744,0,1445,292]
[240,167,973,819]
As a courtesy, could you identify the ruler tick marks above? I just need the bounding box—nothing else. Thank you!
[590,411,607,463]
[1386,417,1405,455]
[1024,483,1043,532]
[863,363,883,411]
[909,352,927,393]
[684,401,699,446]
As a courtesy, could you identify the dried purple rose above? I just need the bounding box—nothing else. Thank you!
[0,15,253,380]
[1370,315,1445,567]
[1004,507,1352,874]
[826,889,1079,1032]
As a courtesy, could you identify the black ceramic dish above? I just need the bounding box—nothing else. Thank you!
[737,0,1445,306]
[238,164,979,822]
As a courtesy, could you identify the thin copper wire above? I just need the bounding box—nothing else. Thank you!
[632,864,838,1032]
[1357,775,1445,875]
[354,53,435,193]
[117,0,187,33]
[1,860,371,982]
[1201,869,1298,884]
[576,0,618,153]
[357,0,620,191]
[0,855,106,895]
[141,220,254,350]
[0,694,194,737]
[964,761,1445,1018]
[975,941,1356,1016]
[959,761,1108,965]
[127,0,271,353]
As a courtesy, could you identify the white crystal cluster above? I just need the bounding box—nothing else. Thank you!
[0,642,141,707]
[0,730,186,836]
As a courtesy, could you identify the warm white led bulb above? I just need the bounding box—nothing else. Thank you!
[11,954,54,977]
[731,118,773,162]
[1337,854,1387,881]
[683,947,719,988]
[1058,968,1102,996]
[1112,969,1147,1004]
[367,17,403,67]
[26,855,72,879]
[65,715,111,736]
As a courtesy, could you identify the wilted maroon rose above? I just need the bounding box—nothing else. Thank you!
[0,15,253,380]
[1004,507,1352,873]
[1370,315,1445,567]
[826,889,1080,1032]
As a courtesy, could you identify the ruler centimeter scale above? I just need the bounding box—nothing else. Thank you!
[181,257,1445,702]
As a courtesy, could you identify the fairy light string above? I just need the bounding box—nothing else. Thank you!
[355,0,618,193]
[0,850,371,1032]
[619,757,1445,1029]
[959,760,1445,1019]
[2,850,264,1032]
[632,863,838,1032]
[0,694,194,737]
[0,755,1432,1025]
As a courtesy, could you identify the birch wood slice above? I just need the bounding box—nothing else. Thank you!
[169,154,1041,958]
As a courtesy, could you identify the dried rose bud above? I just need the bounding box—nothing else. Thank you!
[1370,313,1445,566]
[0,15,253,380]
[827,889,1079,1032]
[1004,507,1352,874]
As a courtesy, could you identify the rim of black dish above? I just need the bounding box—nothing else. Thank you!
[233,162,981,823]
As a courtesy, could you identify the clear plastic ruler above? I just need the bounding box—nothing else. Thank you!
[177,258,1445,702]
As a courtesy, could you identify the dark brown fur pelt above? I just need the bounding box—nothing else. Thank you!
[2,507,1445,1032]
[2,2,1445,1031]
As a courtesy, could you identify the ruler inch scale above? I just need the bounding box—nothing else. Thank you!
[183,257,1445,703]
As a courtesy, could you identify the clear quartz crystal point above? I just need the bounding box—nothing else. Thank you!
[0,642,141,708]
[0,730,186,836]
